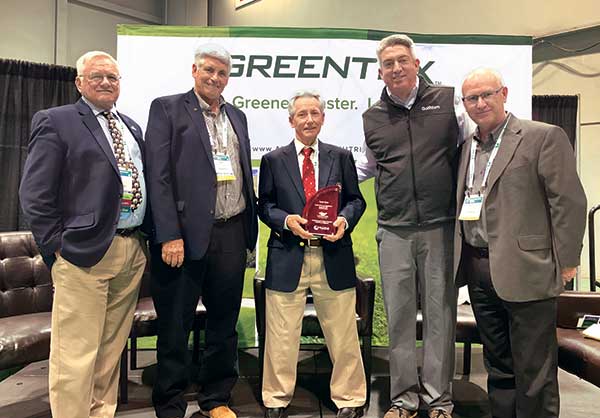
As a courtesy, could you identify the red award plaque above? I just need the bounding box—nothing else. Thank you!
[302,184,341,236]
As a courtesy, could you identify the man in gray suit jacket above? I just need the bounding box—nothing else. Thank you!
[453,68,586,418]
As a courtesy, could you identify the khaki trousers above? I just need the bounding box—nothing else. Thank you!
[49,234,145,418]
[262,247,366,409]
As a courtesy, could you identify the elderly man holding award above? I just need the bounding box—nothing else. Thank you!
[258,90,367,418]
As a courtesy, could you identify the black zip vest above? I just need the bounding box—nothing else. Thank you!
[362,78,459,227]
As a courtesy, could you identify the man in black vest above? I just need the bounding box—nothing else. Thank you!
[357,34,473,418]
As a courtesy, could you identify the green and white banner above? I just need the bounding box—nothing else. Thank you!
[117,26,532,158]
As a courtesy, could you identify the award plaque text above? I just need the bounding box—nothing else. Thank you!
[302,184,341,236]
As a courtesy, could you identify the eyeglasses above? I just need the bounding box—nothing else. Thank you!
[462,87,503,105]
[79,73,121,84]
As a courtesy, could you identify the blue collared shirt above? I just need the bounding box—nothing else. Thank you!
[82,97,146,228]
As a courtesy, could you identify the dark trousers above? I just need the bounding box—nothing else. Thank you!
[151,215,247,418]
[463,244,559,418]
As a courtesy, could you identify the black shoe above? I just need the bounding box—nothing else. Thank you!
[264,407,286,418]
[337,407,364,418]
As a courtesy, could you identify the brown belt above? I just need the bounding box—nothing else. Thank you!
[302,238,322,247]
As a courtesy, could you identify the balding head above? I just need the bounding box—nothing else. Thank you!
[462,68,504,90]
[461,68,508,138]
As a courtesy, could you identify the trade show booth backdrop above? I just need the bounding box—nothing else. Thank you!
[116,26,533,347]
[117,26,532,159]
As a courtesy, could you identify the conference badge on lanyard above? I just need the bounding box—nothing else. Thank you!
[214,153,236,182]
[210,110,236,182]
[119,168,133,220]
[459,194,483,221]
[458,115,510,222]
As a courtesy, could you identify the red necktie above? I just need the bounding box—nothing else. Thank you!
[302,147,316,201]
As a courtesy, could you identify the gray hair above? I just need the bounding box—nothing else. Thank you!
[463,67,505,87]
[194,43,232,72]
[376,34,417,62]
[76,51,119,75]
[288,90,326,117]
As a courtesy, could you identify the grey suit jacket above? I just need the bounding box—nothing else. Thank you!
[453,114,587,302]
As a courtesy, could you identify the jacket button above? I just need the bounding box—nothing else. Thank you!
[299,242,305,247]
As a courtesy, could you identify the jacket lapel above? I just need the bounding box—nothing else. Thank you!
[486,115,523,193]
[77,99,120,178]
[456,137,471,212]
[183,89,215,172]
[118,113,142,141]
[118,112,144,162]
[318,142,333,189]
[282,142,306,204]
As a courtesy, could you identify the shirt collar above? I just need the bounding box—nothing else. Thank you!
[194,90,226,113]
[82,96,117,117]
[294,138,319,155]
[386,76,419,109]
[474,112,511,146]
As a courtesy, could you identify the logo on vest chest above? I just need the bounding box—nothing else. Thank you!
[421,105,441,111]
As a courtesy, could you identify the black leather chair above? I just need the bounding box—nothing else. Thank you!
[0,231,53,372]
[0,231,208,404]
[556,291,600,388]
[253,275,375,402]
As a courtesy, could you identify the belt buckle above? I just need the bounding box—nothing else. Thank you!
[307,238,319,248]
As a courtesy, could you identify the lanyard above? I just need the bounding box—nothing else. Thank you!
[207,109,229,152]
[467,115,510,192]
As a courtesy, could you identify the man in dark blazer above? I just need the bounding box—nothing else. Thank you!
[454,68,587,418]
[258,90,367,418]
[145,44,258,418]
[19,51,147,418]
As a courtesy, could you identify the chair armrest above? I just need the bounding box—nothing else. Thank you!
[558,291,600,329]
[254,275,266,337]
[355,276,375,336]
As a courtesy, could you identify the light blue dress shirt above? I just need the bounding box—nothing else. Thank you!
[82,97,146,228]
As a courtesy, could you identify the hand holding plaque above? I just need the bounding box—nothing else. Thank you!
[302,184,341,236]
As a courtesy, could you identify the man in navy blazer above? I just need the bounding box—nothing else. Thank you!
[258,90,367,418]
[19,51,148,418]
[145,44,258,418]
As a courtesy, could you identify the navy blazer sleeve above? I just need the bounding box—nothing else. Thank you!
[19,110,66,256]
[145,98,182,244]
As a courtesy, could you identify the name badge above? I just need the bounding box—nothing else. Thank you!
[458,194,483,221]
[120,168,133,193]
[120,192,133,220]
[214,154,236,182]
